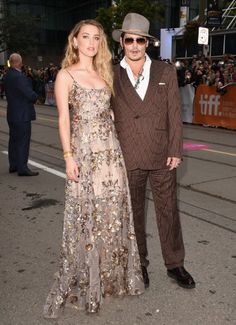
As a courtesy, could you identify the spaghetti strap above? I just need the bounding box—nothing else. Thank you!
[66,70,75,80]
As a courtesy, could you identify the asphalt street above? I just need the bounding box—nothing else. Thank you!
[0,99,235,325]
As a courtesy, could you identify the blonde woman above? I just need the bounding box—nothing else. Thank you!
[43,20,144,319]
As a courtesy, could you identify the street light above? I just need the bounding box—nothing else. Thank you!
[153,39,160,47]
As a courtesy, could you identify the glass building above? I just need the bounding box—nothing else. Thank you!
[0,0,112,66]
[159,0,199,28]
[2,1,232,65]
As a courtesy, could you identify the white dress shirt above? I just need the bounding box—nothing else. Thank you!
[120,54,151,100]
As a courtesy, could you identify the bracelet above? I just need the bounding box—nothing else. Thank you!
[63,151,73,159]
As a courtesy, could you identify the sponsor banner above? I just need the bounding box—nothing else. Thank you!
[193,85,236,129]
[207,1,221,26]
[207,10,221,27]
[180,84,195,123]
[180,6,189,27]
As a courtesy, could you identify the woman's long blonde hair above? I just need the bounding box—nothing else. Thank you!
[62,19,113,93]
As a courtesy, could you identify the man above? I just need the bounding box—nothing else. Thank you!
[111,13,195,289]
[4,53,39,176]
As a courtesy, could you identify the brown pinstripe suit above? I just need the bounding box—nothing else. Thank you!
[111,60,185,269]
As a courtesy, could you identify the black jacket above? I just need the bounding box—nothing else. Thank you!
[4,68,37,122]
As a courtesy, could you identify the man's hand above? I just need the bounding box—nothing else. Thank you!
[166,157,181,170]
[110,109,114,121]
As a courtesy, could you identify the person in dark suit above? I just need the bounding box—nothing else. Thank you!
[4,53,39,176]
[111,13,195,289]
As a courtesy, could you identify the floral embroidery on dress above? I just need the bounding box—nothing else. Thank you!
[43,82,144,319]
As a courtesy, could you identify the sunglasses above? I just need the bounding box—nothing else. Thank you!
[124,37,147,45]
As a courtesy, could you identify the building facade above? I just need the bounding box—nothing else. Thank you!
[2,1,232,65]
[159,0,199,28]
[0,0,112,66]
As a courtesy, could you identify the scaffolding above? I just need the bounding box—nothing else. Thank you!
[212,0,236,31]
[172,0,236,59]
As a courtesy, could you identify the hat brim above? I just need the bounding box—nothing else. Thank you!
[112,29,155,42]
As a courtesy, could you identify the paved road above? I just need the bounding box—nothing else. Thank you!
[0,100,235,325]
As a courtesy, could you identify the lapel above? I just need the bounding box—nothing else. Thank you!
[118,66,142,114]
[143,61,165,109]
[117,61,166,115]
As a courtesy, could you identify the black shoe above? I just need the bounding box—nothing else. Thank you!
[18,170,39,176]
[167,266,195,289]
[9,168,17,173]
[141,266,150,289]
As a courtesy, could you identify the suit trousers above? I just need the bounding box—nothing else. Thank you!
[127,168,185,269]
[8,121,31,173]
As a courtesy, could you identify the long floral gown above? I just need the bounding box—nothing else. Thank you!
[43,78,144,318]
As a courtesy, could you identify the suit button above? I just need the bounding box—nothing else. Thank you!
[135,115,140,119]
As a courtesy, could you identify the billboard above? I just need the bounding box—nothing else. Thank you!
[207,0,221,26]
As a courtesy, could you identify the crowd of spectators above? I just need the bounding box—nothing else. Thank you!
[0,54,235,106]
[174,53,236,91]
[0,63,59,105]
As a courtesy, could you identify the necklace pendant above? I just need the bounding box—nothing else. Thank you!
[134,73,144,90]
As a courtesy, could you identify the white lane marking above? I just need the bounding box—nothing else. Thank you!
[203,148,236,157]
[2,147,235,179]
[1,151,66,179]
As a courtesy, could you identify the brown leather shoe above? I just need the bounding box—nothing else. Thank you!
[141,266,149,289]
[167,266,195,289]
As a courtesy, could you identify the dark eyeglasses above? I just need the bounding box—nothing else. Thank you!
[124,37,147,45]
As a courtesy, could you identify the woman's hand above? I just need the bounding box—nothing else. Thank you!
[65,157,79,182]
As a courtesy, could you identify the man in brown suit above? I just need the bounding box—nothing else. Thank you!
[111,13,195,289]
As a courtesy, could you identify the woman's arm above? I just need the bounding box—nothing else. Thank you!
[55,70,79,182]
[55,70,71,152]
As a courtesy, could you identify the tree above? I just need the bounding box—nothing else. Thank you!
[0,11,39,55]
[183,20,200,48]
[97,0,164,53]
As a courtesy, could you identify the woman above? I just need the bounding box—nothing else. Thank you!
[43,20,144,319]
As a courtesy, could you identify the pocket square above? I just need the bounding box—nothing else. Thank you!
[158,82,166,85]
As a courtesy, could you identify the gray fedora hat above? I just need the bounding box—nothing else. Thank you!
[112,13,155,42]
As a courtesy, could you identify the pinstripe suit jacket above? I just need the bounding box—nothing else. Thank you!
[111,60,183,170]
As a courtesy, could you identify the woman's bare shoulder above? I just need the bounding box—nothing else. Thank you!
[56,69,75,85]
[57,68,70,78]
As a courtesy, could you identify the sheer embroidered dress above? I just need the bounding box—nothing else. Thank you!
[43,75,144,318]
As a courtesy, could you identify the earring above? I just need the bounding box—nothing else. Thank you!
[74,44,78,49]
